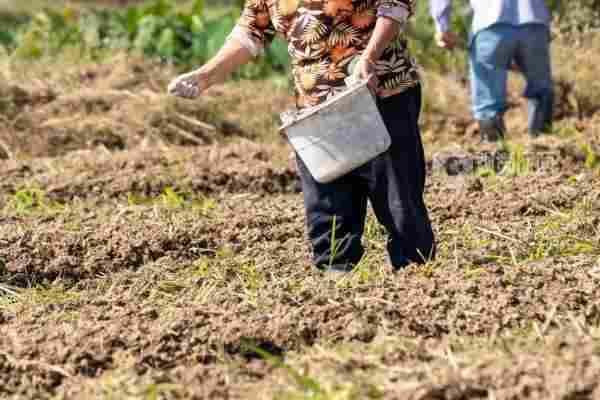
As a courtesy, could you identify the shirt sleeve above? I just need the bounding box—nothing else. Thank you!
[376,0,413,24]
[430,0,453,32]
[227,1,276,57]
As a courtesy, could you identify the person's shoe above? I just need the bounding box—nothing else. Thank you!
[387,253,412,272]
[478,115,506,144]
[528,93,554,138]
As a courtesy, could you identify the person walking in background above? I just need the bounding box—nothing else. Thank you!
[168,0,436,272]
[430,0,554,142]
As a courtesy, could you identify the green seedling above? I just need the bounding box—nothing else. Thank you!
[160,186,185,208]
[476,166,496,178]
[581,143,599,170]
[328,215,339,268]
[464,266,487,280]
[216,246,234,259]
[127,188,216,215]
[418,263,435,278]
[127,192,153,206]
[191,195,216,215]
[501,144,530,177]
[191,258,212,279]
[5,187,63,215]
[142,383,181,400]
[1,284,80,313]
[238,261,265,295]
[328,216,352,269]
[363,215,386,250]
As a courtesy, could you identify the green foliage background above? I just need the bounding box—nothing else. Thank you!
[0,0,599,79]
[0,0,290,80]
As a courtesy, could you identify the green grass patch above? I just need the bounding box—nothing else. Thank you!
[0,283,82,315]
[2,187,64,216]
[501,144,530,177]
[581,143,599,170]
[127,187,216,215]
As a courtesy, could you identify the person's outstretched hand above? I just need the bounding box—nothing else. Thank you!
[435,31,459,50]
[168,67,212,99]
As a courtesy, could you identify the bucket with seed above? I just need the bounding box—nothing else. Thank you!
[279,80,390,183]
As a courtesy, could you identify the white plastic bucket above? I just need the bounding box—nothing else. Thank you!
[279,80,391,184]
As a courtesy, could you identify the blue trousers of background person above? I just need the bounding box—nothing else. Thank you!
[470,23,554,138]
[296,85,436,272]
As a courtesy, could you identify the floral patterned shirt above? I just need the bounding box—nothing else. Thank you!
[230,0,420,109]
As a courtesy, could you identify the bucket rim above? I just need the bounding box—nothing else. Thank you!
[278,79,372,133]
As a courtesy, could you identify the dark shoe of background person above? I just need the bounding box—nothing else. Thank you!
[528,94,554,138]
[478,115,506,144]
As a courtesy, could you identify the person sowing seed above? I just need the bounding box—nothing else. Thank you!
[168,0,436,272]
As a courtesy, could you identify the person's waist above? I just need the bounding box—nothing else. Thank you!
[292,52,415,70]
[472,17,549,32]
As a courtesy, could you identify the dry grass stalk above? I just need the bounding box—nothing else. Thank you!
[474,226,530,249]
[0,284,21,297]
[166,123,207,145]
[173,112,217,133]
[0,137,13,159]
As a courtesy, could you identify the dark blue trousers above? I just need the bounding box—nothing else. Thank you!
[297,85,436,270]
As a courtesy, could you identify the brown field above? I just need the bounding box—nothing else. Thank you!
[1,30,600,400]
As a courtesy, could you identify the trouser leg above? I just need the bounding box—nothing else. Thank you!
[297,85,435,271]
[514,24,554,136]
[469,24,517,141]
[365,85,436,267]
[297,155,368,270]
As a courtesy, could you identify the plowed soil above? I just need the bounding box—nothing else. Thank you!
[1,50,600,400]
[1,137,600,399]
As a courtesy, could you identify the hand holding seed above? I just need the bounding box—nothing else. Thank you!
[435,31,459,50]
[168,67,212,99]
